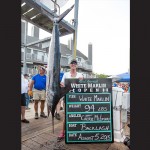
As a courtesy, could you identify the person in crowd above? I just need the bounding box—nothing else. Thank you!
[121,83,125,90]
[23,74,30,110]
[115,81,119,87]
[28,75,34,103]
[124,84,129,93]
[21,74,30,123]
[113,82,117,87]
[28,66,47,119]
[118,82,122,88]
[128,83,130,93]
[57,59,83,142]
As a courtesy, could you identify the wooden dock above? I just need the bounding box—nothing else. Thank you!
[22,103,130,150]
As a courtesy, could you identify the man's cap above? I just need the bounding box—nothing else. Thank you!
[70,59,77,64]
[40,66,46,71]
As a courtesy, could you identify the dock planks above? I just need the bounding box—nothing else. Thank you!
[22,111,130,150]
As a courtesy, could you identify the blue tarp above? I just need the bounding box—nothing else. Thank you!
[116,72,130,82]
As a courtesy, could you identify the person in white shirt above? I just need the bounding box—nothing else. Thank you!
[57,59,83,142]
[21,74,29,123]
[23,74,30,109]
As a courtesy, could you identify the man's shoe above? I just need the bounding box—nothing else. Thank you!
[40,112,47,118]
[21,119,30,123]
[57,132,65,142]
[35,113,39,119]
[55,112,61,120]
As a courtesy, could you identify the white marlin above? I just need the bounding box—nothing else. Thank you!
[46,4,74,133]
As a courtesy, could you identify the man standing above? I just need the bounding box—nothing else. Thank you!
[28,66,47,119]
[57,59,83,142]
[23,74,30,110]
[21,74,30,123]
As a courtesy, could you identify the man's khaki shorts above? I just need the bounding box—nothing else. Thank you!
[33,89,46,101]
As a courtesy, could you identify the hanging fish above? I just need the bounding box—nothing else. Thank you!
[46,4,74,133]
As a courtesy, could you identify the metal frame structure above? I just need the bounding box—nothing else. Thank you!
[21,0,75,36]
[73,0,79,59]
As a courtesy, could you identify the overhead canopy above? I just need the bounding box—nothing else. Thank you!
[116,72,130,82]
[21,0,75,36]
[108,72,130,82]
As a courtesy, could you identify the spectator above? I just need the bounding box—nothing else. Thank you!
[57,59,83,142]
[121,83,125,90]
[124,84,129,93]
[128,83,130,93]
[28,66,47,119]
[23,74,30,110]
[28,75,34,103]
[113,82,117,87]
[21,74,29,123]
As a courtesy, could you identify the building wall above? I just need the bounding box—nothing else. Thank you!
[21,47,92,77]
[21,20,39,45]
[21,21,25,45]
[21,21,93,77]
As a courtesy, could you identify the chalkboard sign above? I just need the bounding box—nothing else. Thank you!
[65,78,114,144]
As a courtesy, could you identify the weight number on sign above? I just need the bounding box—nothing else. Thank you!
[84,105,108,112]
[84,105,95,112]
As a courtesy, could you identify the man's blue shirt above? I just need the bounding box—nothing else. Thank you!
[32,74,46,90]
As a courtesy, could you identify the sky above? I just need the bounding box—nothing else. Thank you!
[28,0,130,75]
